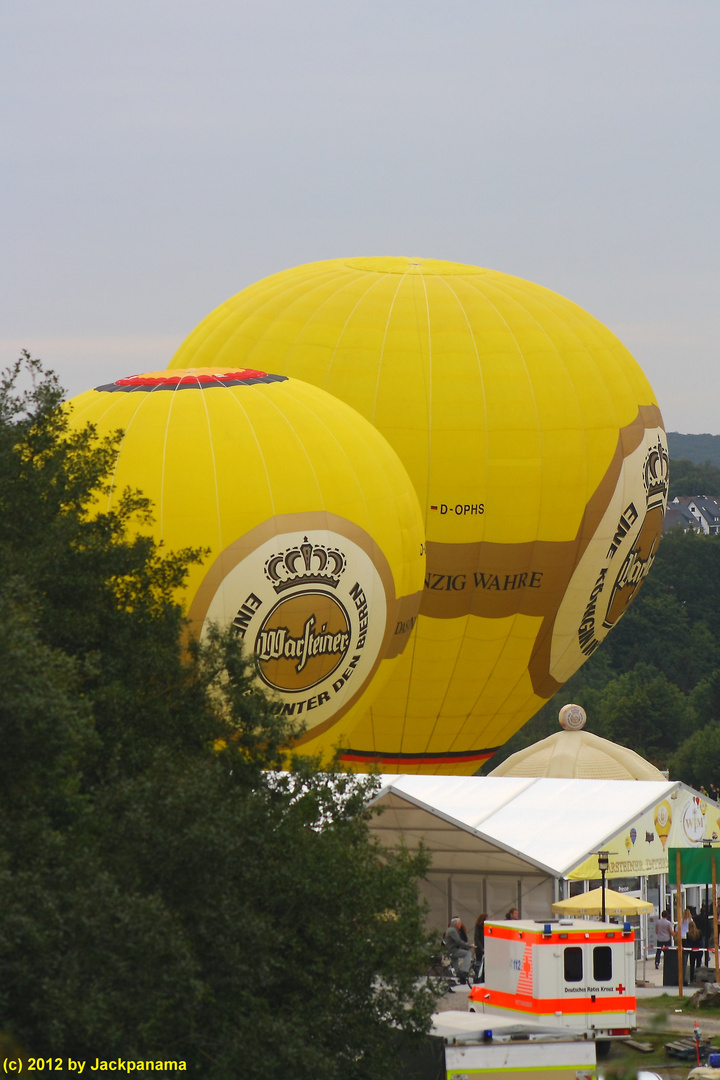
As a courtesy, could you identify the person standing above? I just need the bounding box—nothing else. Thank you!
[474,912,487,981]
[655,909,674,970]
[682,907,701,983]
[706,910,718,968]
[443,917,475,982]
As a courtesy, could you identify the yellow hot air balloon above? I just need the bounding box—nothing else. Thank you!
[169,257,669,774]
[65,367,424,762]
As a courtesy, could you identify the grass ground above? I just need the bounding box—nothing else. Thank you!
[600,994,720,1078]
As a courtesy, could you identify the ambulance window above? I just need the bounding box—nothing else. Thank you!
[593,946,613,982]
[564,947,583,982]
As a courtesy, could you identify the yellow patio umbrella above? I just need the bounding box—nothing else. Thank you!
[552,888,654,917]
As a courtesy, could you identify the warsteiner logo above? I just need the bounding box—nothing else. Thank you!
[255,538,354,692]
[185,513,423,743]
[256,605,350,683]
[198,526,389,733]
[547,424,669,687]
[574,435,669,657]
[602,436,669,630]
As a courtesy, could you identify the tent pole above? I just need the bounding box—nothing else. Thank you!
[713,855,718,984]
[677,849,684,998]
[641,875,647,986]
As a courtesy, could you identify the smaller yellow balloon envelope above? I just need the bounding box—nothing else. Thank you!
[65,368,425,760]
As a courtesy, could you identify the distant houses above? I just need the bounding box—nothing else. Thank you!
[664,495,720,534]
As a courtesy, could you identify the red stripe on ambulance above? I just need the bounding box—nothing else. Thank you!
[470,986,636,1015]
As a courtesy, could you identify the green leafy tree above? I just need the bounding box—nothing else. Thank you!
[669,722,720,796]
[0,356,439,1078]
[644,527,720,637]
[667,432,720,468]
[598,592,718,692]
[593,663,691,762]
[668,456,720,496]
[689,668,720,724]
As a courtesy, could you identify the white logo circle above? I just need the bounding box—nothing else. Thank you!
[201,529,388,732]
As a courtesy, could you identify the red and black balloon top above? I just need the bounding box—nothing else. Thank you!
[95,369,288,392]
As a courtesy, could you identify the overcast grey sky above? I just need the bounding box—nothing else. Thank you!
[3,1,718,433]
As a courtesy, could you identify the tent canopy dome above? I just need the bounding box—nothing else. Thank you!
[488,704,666,781]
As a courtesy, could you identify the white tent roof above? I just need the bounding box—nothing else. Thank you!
[369,775,681,878]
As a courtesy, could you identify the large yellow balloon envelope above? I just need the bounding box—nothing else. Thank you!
[65,368,424,762]
[169,257,669,775]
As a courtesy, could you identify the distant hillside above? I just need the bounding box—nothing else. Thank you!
[667,432,720,467]
[668,458,720,499]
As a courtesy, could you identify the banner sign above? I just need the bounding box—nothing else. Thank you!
[568,792,720,881]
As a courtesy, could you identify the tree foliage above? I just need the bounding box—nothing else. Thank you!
[0,355,438,1077]
[667,457,720,497]
[667,430,720,470]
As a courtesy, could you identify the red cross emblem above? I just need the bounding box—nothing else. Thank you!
[615,983,626,995]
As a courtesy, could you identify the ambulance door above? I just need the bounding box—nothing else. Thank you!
[590,943,615,1005]
[561,943,589,1030]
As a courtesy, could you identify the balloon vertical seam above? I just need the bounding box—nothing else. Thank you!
[221,384,278,518]
[370,268,410,428]
[253,383,324,508]
[423,274,493,749]
[194,375,225,555]
[323,271,389,392]
[158,381,184,544]
[417,268,433,519]
[105,388,155,519]
[458,265,539,717]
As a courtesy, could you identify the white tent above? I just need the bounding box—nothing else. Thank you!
[368,775,716,929]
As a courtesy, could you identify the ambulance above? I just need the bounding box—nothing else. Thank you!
[468,918,636,1051]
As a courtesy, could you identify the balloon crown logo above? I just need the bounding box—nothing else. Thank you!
[643,438,670,505]
[264,537,347,594]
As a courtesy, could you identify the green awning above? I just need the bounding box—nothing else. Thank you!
[668,847,720,885]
